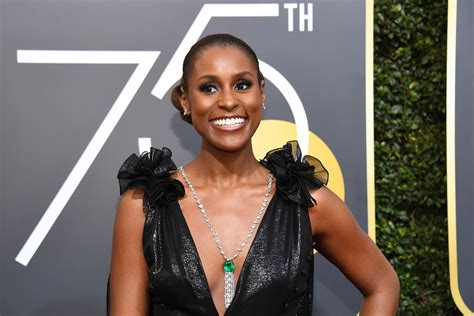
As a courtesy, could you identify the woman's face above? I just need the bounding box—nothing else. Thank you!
[180,45,265,152]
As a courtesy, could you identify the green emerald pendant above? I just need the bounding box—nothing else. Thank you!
[223,259,235,308]
[223,259,235,272]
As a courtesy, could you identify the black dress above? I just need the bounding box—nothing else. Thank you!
[117,141,328,316]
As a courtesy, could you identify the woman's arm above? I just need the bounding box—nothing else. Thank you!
[310,186,400,315]
[109,188,149,316]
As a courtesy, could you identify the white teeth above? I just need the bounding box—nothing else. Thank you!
[212,117,245,127]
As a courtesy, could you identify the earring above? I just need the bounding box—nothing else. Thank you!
[262,103,266,110]
[183,108,191,115]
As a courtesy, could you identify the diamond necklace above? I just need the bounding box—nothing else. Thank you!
[178,166,273,309]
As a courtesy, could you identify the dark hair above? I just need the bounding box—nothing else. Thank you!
[171,33,265,124]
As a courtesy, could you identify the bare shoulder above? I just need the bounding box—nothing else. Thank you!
[308,186,355,237]
[112,188,147,253]
[115,188,147,224]
[309,185,343,207]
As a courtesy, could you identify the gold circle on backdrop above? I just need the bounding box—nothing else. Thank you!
[252,119,345,200]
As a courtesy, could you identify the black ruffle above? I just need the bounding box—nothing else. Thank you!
[117,147,184,206]
[260,141,329,207]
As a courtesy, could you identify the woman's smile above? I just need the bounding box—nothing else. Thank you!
[209,116,248,131]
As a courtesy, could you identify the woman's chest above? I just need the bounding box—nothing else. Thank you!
[144,196,314,315]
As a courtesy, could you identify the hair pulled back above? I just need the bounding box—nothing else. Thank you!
[171,33,264,124]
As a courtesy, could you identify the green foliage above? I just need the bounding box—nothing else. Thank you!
[374,1,461,314]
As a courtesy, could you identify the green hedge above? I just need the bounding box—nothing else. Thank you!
[374,1,461,314]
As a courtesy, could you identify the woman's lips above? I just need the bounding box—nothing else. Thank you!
[210,116,248,131]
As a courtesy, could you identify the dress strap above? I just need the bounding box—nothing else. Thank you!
[260,141,329,207]
[117,147,184,207]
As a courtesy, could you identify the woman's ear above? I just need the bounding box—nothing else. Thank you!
[179,86,189,112]
[260,79,266,105]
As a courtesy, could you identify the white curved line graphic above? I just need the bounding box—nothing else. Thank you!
[258,60,309,155]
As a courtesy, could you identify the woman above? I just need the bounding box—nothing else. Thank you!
[109,34,399,315]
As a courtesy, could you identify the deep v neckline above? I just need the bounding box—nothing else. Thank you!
[174,191,276,315]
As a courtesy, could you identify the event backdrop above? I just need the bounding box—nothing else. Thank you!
[0,1,371,314]
[447,0,474,314]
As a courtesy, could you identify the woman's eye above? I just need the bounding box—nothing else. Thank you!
[235,80,252,91]
[199,84,217,93]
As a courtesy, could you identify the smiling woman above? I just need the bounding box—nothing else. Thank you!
[109,33,400,316]
[177,45,264,153]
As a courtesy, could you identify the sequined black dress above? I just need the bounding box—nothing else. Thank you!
[117,141,328,316]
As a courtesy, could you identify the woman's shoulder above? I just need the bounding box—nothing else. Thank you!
[117,146,185,207]
[260,140,329,207]
[116,187,146,217]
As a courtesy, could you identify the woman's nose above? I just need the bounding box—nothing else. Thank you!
[218,89,238,110]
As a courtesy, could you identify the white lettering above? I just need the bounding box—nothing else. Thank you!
[299,3,313,32]
[284,3,298,32]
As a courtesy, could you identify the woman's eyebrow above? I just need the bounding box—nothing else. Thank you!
[233,71,254,78]
[196,74,218,81]
[196,71,254,82]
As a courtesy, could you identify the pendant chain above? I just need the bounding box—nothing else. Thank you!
[178,166,273,261]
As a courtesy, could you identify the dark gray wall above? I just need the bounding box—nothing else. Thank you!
[1,1,368,314]
[455,0,474,311]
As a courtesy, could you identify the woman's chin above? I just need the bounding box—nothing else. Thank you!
[203,136,253,154]
[197,124,256,153]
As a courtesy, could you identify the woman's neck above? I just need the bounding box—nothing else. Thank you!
[184,141,267,187]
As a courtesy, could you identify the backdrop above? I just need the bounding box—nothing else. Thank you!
[447,0,474,314]
[0,1,371,314]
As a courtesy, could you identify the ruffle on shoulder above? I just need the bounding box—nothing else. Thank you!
[117,147,184,206]
[260,141,329,207]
